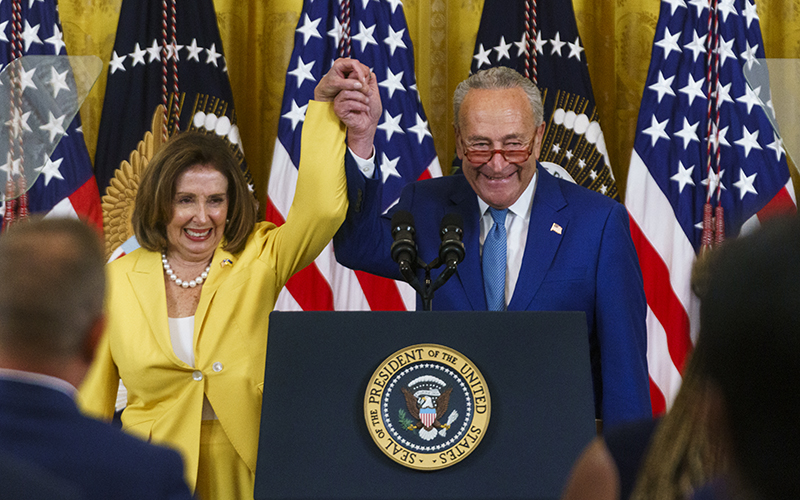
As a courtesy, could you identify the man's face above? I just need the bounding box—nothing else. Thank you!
[455,87,545,210]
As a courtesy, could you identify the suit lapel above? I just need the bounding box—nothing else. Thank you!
[127,251,180,365]
[509,167,569,311]
[193,243,238,347]
[448,178,487,311]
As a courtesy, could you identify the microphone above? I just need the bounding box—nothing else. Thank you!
[439,213,465,267]
[390,210,417,270]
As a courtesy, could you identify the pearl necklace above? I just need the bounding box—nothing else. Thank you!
[162,253,210,289]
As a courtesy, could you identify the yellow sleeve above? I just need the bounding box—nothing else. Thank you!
[76,328,120,421]
[267,100,349,286]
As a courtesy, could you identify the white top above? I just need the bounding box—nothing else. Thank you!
[168,316,195,367]
[168,316,217,420]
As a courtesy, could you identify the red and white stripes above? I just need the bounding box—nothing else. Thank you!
[266,139,423,313]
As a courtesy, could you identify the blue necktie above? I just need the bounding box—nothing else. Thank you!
[483,208,508,311]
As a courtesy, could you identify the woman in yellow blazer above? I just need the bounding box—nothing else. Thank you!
[79,59,376,499]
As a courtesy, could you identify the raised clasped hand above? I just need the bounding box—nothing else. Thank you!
[315,57,381,159]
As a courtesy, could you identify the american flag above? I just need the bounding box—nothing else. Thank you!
[0,0,101,230]
[268,0,441,312]
[471,0,618,199]
[95,0,249,259]
[625,0,796,413]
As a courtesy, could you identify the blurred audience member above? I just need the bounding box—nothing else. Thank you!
[561,352,721,500]
[0,218,193,500]
[689,215,800,500]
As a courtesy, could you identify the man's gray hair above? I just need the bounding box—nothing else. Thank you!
[453,66,544,129]
[0,218,105,358]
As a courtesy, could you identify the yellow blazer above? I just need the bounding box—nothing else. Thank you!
[78,101,347,490]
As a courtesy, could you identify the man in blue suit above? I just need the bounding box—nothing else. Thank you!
[0,218,193,500]
[331,65,651,427]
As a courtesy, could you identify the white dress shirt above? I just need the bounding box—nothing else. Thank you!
[350,146,377,176]
[476,172,537,307]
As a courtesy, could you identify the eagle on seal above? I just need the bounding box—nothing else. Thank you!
[401,386,453,441]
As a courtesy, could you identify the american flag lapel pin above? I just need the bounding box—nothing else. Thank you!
[550,223,563,235]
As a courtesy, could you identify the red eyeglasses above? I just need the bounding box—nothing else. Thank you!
[460,137,536,164]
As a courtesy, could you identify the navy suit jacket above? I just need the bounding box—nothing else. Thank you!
[334,155,651,426]
[0,453,84,500]
[0,377,193,500]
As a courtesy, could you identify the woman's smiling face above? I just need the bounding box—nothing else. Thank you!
[165,164,229,262]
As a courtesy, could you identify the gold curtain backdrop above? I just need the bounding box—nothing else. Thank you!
[60,0,800,208]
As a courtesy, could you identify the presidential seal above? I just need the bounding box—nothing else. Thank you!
[364,344,490,470]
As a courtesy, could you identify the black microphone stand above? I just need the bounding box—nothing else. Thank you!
[397,255,456,311]
[396,215,464,311]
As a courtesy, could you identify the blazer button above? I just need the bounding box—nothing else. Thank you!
[212,362,223,372]
[192,370,203,381]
